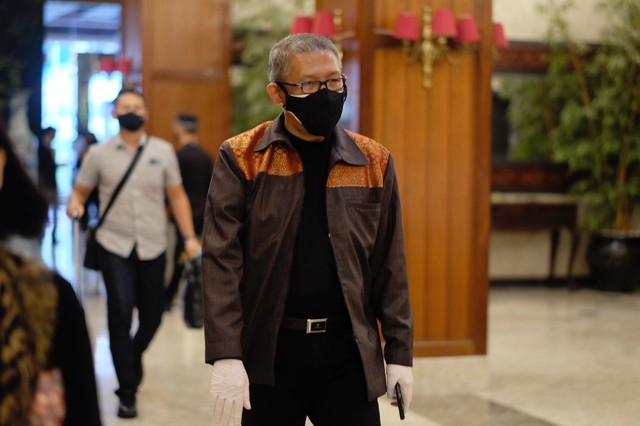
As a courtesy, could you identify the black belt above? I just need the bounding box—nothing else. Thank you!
[280,315,351,334]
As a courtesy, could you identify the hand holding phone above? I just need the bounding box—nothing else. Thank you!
[395,382,405,420]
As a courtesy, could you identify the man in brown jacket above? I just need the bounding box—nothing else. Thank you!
[203,33,413,426]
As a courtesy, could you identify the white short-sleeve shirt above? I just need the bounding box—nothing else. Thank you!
[76,134,182,260]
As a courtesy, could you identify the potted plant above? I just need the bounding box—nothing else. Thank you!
[230,0,312,134]
[504,0,640,291]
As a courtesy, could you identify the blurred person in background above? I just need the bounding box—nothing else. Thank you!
[66,88,201,419]
[38,126,58,244]
[165,112,213,311]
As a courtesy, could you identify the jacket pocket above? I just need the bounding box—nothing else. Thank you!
[346,201,381,253]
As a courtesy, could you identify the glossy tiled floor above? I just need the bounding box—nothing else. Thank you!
[39,208,640,425]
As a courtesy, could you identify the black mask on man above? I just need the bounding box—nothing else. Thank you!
[282,85,347,138]
[117,112,145,131]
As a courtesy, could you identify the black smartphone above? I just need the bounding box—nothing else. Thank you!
[395,382,405,420]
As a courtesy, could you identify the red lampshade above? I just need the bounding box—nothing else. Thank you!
[493,22,509,48]
[312,11,336,37]
[431,9,457,38]
[115,58,132,75]
[392,12,420,41]
[290,16,313,35]
[99,56,115,73]
[455,15,480,43]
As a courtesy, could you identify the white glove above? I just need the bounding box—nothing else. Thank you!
[209,359,251,426]
[386,363,413,414]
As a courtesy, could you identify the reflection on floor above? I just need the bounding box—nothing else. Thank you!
[39,207,640,426]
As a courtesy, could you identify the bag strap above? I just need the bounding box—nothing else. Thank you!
[94,136,148,229]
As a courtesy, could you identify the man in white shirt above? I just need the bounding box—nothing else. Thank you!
[67,88,201,419]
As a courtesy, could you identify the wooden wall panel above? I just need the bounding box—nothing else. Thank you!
[473,0,493,354]
[145,80,225,154]
[319,0,491,357]
[121,0,142,83]
[122,0,231,157]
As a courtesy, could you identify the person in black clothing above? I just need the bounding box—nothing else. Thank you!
[38,126,59,242]
[0,124,102,425]
[165,113,213,310]
[38,126,57,190]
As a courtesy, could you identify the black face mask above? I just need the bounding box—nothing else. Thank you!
[282,85,347,138]
[117,112,145,131]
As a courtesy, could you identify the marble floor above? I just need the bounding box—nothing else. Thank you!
[35,207,640,425]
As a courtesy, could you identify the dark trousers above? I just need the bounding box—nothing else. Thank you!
[99,245,166,403]
[243,328,381,426]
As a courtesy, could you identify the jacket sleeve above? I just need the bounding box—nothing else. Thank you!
[51,274,102,426]
[371,154,414,366]
[202,142,247,364]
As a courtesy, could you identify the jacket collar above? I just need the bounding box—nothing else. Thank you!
[254,113,368,166]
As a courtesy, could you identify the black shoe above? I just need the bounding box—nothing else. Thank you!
[117,401,137,419]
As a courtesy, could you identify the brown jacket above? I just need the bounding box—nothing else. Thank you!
[202,114,413,401]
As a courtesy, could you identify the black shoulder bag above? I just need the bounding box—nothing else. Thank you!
[83,141,146,270]
[182,256,204,328]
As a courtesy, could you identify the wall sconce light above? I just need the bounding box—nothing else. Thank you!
[289,9,354,59]
[289,16,313,35]
[312,11,336,37]
[99,56,116,73]
[492,22,509,60]
[492,22,509,48]
[454,14,481,44]
[493,22,509,53]
[98,56,132,78]
[115,58,132,75]
[390,6,508,88]
[392,6,464,88]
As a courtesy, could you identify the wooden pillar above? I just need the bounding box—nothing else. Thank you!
[120,0,231,156]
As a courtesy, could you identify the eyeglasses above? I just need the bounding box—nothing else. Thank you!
[275,75,347,94]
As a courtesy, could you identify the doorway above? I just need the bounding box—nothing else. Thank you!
[43,0,123,198]
[41,1,123,274]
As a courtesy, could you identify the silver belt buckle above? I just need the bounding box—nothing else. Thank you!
[306,318,328,334]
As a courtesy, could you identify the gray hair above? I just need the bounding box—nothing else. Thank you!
[268,33,342,82]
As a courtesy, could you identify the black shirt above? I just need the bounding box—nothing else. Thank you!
[285,132,348,318]
[38,144,57,191]
[177,143,214,235]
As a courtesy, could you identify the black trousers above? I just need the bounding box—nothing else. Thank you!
[242,328,381,426]
[99,245,166,403]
